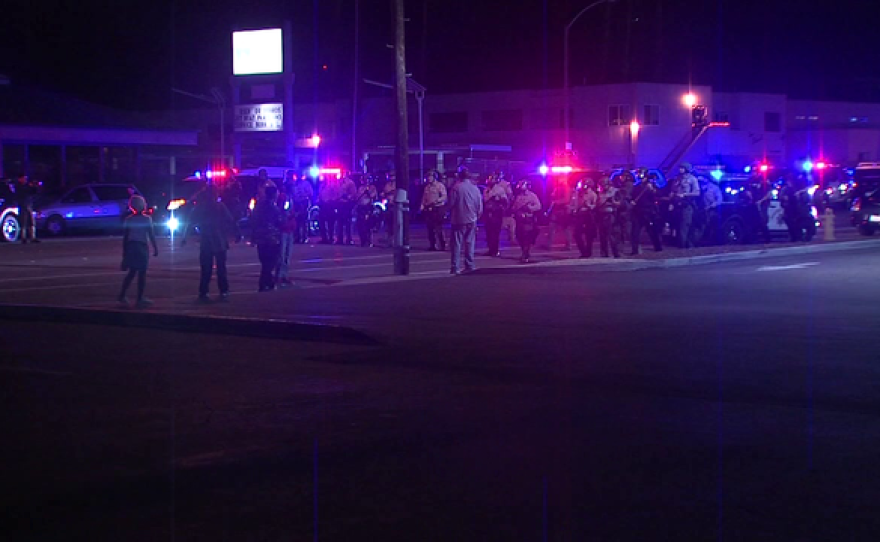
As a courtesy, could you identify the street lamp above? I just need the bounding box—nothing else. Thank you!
[683,93,697,107]
[629,120,640,168]
[564,0,617,149]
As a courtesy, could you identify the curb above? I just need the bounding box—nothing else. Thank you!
[528,239,880,272]
[0,304,380,346]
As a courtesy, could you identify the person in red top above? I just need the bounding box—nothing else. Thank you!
[118,195,159,308]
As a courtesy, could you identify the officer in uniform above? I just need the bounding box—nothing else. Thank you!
[355,176,378,247]
[545,175,573,250]
[672,162,701,248]
[745,173,772,243]
[572,178,598,258]
[420,170,448,251]
[511,179,542,263]
[483,172,512,256]
[616,171,636,254]
[595,176,622,258]
[317,174,342,244]
[702,173,723,244]
[631,173,663,254]
[292,174,315,243]
[337,174,358,245]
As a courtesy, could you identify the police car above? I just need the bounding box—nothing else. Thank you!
[849,162,880,235]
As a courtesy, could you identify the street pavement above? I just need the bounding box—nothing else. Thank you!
[2,230,880,540]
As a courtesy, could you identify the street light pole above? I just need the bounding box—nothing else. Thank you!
[393,0,410,275]
[564,0,617,149]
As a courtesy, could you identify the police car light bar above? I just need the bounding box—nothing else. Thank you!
[550,166,574,174]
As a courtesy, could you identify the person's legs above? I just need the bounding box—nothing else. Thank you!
[119,269,137,300]
[199,249,213,296]
[257,244,271,290]
[486,216,501,255]
[598,215,610,257]
[450,224,464,273]
[426,211,438,249]
[277,233,293,281]
[464,222,477,271]
[679,205,694,248]
[216,250,229,294]
[136,269,147,301]
[630,215,643,255]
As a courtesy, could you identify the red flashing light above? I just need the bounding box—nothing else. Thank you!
[759,164,769,172]
[816,161,827,170]
[550,166,574,174]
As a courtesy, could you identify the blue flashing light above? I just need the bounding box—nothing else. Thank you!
[194,171,201,179]
[206,170,213,179]
[846,168,855,176]
[710,170,724,181]
[802,160,814,172]
[744,166,751,173]
[538,164,549,176]
[309,166,320,178]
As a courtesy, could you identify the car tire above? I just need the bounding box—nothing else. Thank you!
[720,218,746,245]
[46,215,66,236]
[1,213,20,243]
[858,224,876,236]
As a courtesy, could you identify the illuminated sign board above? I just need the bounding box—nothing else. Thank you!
[232,28,283,75]
[234,103,283,132]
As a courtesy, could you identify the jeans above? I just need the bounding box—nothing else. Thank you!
[450,222,477,273]
[257,243,280,290]
[294,202,310,243]
[276,232,294,280]
[199,249,229,296]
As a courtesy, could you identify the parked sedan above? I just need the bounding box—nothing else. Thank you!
[35,183,141,236]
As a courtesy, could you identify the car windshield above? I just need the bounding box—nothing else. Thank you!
[92,185,136,201]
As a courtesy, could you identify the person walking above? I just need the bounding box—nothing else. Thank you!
[13,175,40,244]
[182,185,240,302]
[483,173,512,256]
[630,174,663,254]
[512,179,542,263]
[572,178,598,258]
[448,169,483,275]
[337,174,358,245]
[118,195,158,308]
[421,170,448,251]
[251,184,285,292]
[596,176,622,258]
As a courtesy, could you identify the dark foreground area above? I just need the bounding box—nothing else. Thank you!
[2,248,879,541]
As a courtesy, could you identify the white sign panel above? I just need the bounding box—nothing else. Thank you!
[234,103,283,132]
[232,28,283,75]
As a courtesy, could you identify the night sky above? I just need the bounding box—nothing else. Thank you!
[1,0,878,111]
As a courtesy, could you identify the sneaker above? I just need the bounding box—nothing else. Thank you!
[450,269,461,275]
[117,296,129,307]
[135,298,153,309]
[219,292,230,301]
[198,294,211,303]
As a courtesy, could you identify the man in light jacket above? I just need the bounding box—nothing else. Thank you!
[448,169,483,275]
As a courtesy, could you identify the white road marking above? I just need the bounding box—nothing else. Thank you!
[756,262,820,271]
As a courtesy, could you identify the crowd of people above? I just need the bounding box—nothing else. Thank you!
[109,163,821,304]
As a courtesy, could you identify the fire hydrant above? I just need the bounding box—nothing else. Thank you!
[823,207,835,241]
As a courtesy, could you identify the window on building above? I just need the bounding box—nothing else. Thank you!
[430,111,468,133]
[642,104,660,126]
[764,112,781,132]
[608,104,632,126]
[481,109,523,131]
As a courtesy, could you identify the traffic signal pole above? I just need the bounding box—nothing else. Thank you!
[393,0,410,275]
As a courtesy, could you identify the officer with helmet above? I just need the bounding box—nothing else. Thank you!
[672,162,701,248]
[572,178,598,258]
[483,171,513,256]
[595,176,622,258]
[420,170,448,251]
[511,178,542,263]
[631,173,663,253]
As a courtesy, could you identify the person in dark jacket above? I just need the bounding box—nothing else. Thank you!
[250,185,285,292]
[14,175,40,244]
[182,185,241,301]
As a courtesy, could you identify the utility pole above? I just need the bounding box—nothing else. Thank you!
[393,0,410,275]
[352,0,360,172]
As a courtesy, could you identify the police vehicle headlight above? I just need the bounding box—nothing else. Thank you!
[167,217,180,231]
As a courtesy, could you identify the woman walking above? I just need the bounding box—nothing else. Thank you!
[118,195,158,308]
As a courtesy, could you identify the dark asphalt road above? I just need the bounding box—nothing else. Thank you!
[1,242,879,540]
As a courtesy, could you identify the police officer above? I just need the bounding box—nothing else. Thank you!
[673,162,701,248]
[545,175,573,250]
[13,175,40,244]
[631,173,663,254]
[512,179,542,263]
[616,172,635,254]
[337,174,358,245]
[292,173,315,243]
[355,176,378,247]
[702,173,723,244]
[420,170,448,251]
[483,172,512,256]
[596,176,621,258]
[317,174,341,244]
[572,178,598,258]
